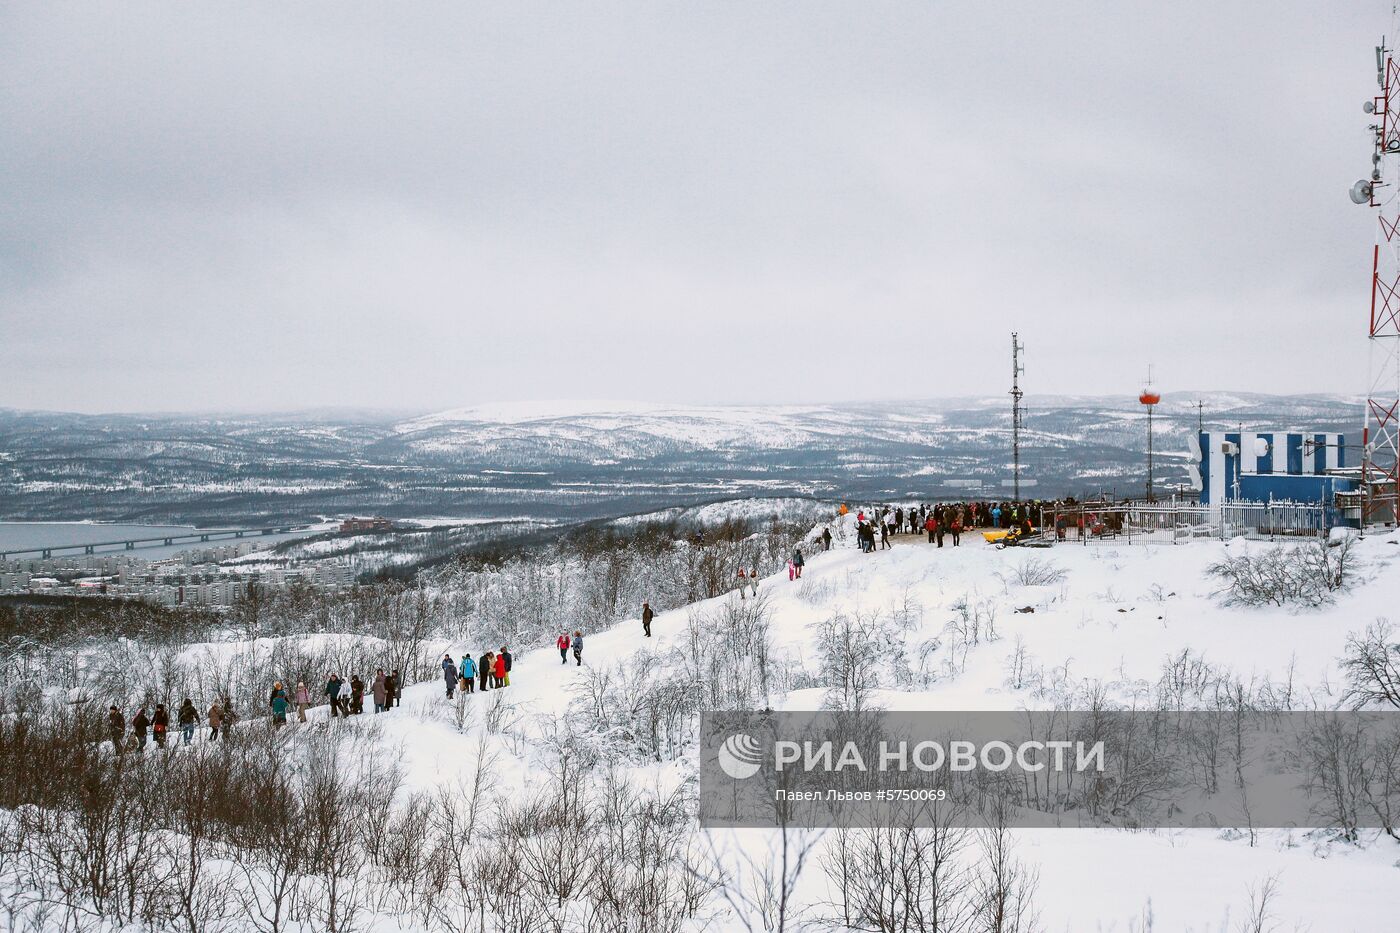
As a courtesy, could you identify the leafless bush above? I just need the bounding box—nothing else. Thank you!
[973,799,1042,933]
[1340,619,1400,710]
[821,801,973,933]
[1004,636,1033,692]
[1235,873,1282,933]
[568,653,701,761]
[675,597,776,711]
[1208,538,1357,608]
[819,612,886,712]
[1295,712,1400,843]
[999,558,1066,588]
[711,821,823,933]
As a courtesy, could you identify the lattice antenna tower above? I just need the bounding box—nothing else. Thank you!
[1010,333,1025,500]
[1353,24,1400,523]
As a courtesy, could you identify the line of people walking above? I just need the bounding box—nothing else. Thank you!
[104,667,414,750]
[107,697,234,751]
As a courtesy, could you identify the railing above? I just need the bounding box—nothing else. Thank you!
[1041,499,1331,545]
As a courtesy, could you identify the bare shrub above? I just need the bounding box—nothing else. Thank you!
[999,558,1066,588]
[818,612,886,712]
[973,799,1042,933]
[822,801,973,933]
[1208,538,1357,608]
[1340,619,1400,709]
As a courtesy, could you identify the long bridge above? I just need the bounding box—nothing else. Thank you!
[1,525,311,561]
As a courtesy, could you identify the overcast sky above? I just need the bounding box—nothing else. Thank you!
[0,2,1390,413]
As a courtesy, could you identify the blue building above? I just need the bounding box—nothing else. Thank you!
[1187,431,1357,521]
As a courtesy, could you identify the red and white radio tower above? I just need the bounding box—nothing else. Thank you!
[1354,35,1400,523]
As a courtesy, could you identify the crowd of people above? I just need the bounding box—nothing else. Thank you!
[102,645,539,751]
[97,621,618,752]
[440,647,514,697]
[106,698,235,751]
[839,500,1047,552]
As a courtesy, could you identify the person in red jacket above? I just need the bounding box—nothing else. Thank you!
[924,515,937,544]
[493,651,507,688]
[557,632,571,664]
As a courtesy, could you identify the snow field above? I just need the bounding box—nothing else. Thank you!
[358,522,1400,929]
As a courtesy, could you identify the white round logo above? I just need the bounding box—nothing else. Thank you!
[717,732,763,780]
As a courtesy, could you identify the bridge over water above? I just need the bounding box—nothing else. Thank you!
[1,525,310,561]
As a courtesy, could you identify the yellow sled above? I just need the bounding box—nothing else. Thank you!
[982,530,1012,543]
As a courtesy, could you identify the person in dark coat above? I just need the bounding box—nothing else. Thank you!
[572,631,584,666]
[132,707,150,749]
[152,704,170,747]
[500,646,512,686]
[325,674,344,718]
[383,671,397,710]
[641,602,654,638]
[350,675,364,714]
[479,652,492,692]
[177,698,198,745]
[821,527,832,551]
[107,706,125,753]
[442,655,458,699]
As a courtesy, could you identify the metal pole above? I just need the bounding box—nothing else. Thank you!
[1010,333,1024,502]
[1146,404,1155,502]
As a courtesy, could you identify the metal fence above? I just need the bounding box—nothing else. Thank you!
[1041,499,1330,545]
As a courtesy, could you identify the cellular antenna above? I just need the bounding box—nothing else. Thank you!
[1353,34,1400,523]
[1010,333,1025,500]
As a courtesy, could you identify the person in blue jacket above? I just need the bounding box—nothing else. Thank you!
[571,631,584,666]
[459,653,477,693]
[271,692,289,728]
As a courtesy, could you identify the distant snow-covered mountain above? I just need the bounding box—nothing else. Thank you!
[0,393,1362,525]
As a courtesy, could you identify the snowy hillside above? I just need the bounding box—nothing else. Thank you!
[4,510,1400,930]
[216,526,1400,927]
[383,526,1400,929]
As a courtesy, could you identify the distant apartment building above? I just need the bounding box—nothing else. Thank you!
[1,541,358,608]
[340,516,397,534]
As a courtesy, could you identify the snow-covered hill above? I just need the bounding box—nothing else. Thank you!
[6,506,1399,930]
[336,524,1399,929]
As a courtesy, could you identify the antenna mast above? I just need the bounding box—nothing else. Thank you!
[1355,35,1400,524]
[1010,333,1025,501]
[1139,367,1161,503]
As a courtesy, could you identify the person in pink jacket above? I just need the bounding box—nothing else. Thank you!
[294,681,311,723]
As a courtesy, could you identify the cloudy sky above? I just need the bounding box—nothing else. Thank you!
[0,2,1389,413]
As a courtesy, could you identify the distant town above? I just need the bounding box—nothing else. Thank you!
[0,517,399,606]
